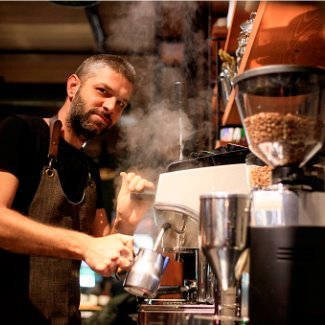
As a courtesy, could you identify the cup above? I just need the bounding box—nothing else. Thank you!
[123,248,170,298]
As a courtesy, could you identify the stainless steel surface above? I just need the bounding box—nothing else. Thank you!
[200,192,250,291]
[155,209,199,251]
[192,313,249,323]
[250,186,325,227]
[153,222,171,251]
[196,253,215,304]
[139,299,214,310]
[138,300,250,324]
[124,223,172,298]
[138,300,215,325]
[130,190,156,201]
[123,248,170,298]
[154,216,215,304]
[217,287,238,325]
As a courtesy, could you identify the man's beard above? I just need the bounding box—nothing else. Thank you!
[67,91,112,141]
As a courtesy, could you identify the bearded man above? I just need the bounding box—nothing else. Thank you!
[0,54,154,324]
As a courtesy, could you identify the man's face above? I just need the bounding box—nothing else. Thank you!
[67,66,133,141]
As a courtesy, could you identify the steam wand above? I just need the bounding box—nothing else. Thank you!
[153,222,171,252]
[152,222,199,300]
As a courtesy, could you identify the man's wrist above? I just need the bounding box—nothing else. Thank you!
[111,214,136,235]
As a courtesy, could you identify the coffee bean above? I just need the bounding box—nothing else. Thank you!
[244,112,323,166]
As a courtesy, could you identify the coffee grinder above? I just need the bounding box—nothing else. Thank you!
[233,64,325,324]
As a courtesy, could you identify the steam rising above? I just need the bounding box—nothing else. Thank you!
[103,2,213,182]
[104,2,156,53]
[117,99,194,181]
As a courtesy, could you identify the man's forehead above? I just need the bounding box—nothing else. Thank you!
[83,67,133,98]
[86,66,130,84]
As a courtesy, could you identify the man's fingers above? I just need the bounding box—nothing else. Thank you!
[112,234,134,260]
[120,172,155,192]
[118,256,134,269]
[127,175,142,191]
[115,233,134,246]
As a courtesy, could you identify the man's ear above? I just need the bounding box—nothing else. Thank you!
[67,74,80,99]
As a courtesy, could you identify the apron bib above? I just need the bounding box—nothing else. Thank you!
[28,119,97,324]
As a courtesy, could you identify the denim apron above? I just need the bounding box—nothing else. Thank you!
[27,118,97,324]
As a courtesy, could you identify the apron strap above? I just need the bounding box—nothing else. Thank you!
[48,116,62,161]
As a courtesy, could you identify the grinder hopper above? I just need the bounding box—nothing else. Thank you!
[233,65,325,171]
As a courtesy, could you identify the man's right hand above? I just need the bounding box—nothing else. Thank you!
[83,233,134,277]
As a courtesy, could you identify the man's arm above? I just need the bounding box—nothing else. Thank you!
[91,172,155,237]
[111,172,155,235]
[0,171,133,276]
[91,208,110,237]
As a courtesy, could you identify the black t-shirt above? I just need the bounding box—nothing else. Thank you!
[0,114,104,214]
[0,115,105,320]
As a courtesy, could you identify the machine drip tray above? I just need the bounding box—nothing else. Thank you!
[140,299,215,311]
[138,300,215,325]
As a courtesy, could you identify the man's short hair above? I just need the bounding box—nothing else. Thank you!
[75,54,136,84]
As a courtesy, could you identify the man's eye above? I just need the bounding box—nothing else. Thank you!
[97,88,107,94]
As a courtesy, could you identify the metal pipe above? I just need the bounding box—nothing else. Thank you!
[85,4,106,53]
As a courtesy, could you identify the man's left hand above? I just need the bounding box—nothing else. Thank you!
[113,172,155,234]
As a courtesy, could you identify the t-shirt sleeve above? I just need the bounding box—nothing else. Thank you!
[0,116,31,179]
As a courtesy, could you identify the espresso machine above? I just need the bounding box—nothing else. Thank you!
[232,64,325,324]
[124,145,251,324]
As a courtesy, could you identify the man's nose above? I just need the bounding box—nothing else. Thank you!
[103,97,117,111]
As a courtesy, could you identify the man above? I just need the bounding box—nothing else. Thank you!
[0,54,154,324]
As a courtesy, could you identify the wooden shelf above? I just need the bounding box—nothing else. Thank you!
[241,1,325,72]
[224,1,259,54]
[210,23,227,82]
[221,90,241,125]
[221,0,325,126]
